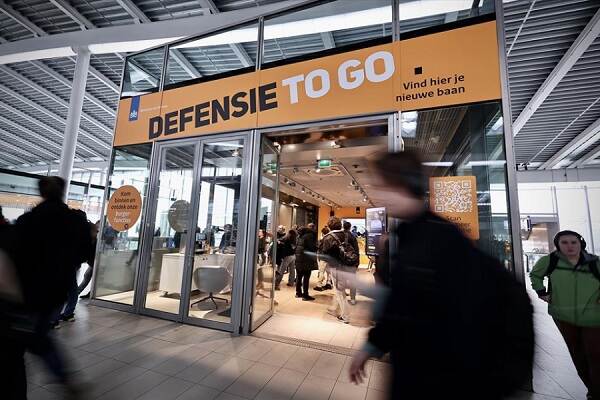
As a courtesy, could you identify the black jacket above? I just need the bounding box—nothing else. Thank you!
[13,200,91,312]
[294,228,318,272]
[368,211,509,399]
[319,230,359,267]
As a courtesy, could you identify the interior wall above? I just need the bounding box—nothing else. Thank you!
[278,204,293,230]
[318,206,366,231]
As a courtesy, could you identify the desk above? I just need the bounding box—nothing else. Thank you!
[158,253,234,295]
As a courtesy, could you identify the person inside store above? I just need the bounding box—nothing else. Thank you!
[343,221,360,305]
[315,226,333,292]
[3,176,91,399]
[275,228,297,290]
[348,151,534,400]
[319,217,358,324]
[295,223,318,301]
[530,230,600,399]
[219,224,233,252]
[351,225,359,238]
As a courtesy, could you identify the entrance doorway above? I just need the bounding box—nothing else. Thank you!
[250,117,391,349]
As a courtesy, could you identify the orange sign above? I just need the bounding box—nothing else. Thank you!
[429,176,480,240]
[107,185,142,231]
[114,21,501,146]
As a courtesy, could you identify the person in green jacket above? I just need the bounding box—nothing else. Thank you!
[530,230,600,399]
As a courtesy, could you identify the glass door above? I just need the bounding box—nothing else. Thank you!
[182,138,247,328]
[140,142,197,318]
[250,137,280,330]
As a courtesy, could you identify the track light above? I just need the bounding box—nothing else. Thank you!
[301,187,305,193]
[351,180,356,186]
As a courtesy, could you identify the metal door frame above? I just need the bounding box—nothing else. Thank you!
[242,113,399,334]
[135,131,252,332]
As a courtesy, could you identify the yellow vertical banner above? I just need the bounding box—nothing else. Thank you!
[429,176,480,240]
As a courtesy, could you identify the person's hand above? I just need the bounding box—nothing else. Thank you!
[539,295,550,303]
[349,350,370,384]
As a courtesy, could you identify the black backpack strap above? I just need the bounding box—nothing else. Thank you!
[545,252,559,277]
[589,261,600,282]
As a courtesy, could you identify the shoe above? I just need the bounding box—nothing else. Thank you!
[79,293,90,299]
[296,294,303,298]
[286,282,295,287]
[61,314,75,322]
[275,286,280,291]
[302,295,315,301]
[327,309,338,317]
[323,284,333,290]
[313,286,324,292]
[349,299,357,305]
[337,316,350,324]
[50,321,61,329]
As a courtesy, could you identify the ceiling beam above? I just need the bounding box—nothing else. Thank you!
[0,83,109,156]
[539,117,600,169]
[0,135,36,165]
[570,147,600,169]
[0,114,62,158]
[512,8,600,136]
[29,60,115,117]
[0,65,113,138]
[0,97,88,152]
[0,2,121,99]
[198,0,255,67]
[49,0,94,30]
[0,1,46,37]
[115,0,201,79]
[320,32,335,49]
[0,1,306,63]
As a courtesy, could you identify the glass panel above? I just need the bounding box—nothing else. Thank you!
[555,187,592,246]
[144,144,196,315]
[252,141,278,327]
[94,144,152,304]
[402,102,514,268]
[187,139,245,323]
[165,21,259,87]
[262,0,392,68]
[122,47,165,97]
[398,0,495,35]
[587,187,600,255]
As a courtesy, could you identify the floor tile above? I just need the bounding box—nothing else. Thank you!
[200,357,255,391]
[152,344,212,376]
[226,362,280,399]
[256,368,307,400]
[136,377,195,400]
[176,352,230,383]
[259,343,298,367]
[309,352,346,380]
[292,374,336,400]
[283,348,321,374]
[88,364,147,398]
[95,370,169,400]
[175,384,221,400]
[237,339,277,361]
[330,381,368,400]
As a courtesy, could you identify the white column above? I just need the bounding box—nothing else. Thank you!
[58,46,91,195]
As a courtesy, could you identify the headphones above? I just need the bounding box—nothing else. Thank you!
[553,230,586,251]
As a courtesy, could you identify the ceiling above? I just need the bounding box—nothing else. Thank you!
[0,0,599,176]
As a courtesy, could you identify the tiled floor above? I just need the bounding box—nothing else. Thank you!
[23,291,587,400]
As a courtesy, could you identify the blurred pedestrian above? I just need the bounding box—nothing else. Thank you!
[0,205,9,225]
[79,220,100,299]
[349,151,533,399]
[530,230,600,399]
[12,176,91,398]
[275,229,297,290]
[295,224,318,301]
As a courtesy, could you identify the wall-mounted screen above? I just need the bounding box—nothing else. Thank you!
[366,207,386,256]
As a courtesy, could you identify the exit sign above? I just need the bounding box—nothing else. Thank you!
[317,159,332,168]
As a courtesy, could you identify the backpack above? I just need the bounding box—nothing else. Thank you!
[545,251,600,280]
[329,232,359,266]
[468,248,534,396]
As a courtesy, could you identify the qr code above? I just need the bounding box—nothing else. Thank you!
[433,180,473,213]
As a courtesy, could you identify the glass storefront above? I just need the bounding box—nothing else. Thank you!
[92,0,519,335]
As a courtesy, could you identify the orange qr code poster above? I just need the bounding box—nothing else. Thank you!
[107,185,142,232]
[429,176,480,240]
